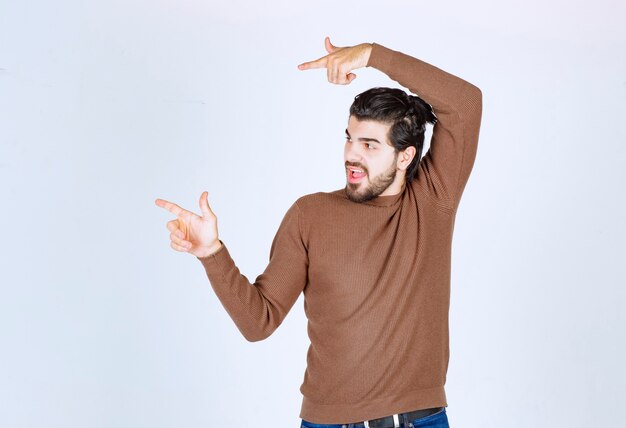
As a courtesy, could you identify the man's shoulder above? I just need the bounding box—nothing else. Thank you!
[293,187,347,211]
[295,187,347,204]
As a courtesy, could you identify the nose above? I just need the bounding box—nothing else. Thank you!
[345,142,365,164]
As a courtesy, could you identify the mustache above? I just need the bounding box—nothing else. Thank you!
[345,163,367,171]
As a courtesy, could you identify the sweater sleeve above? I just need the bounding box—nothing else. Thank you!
[195,200,308,342]
[366,42,483,212]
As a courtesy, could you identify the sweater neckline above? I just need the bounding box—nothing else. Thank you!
[362,189,403,206]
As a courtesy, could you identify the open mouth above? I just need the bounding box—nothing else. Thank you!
[347,167,367,183]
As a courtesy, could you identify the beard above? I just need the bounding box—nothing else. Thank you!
[345,152,399,203]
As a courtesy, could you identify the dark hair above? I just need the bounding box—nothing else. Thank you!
[349,87,437,183]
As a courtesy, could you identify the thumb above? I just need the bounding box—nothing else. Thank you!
[346,72,357,83]
[199,191,215,218]
[325,36,337,53]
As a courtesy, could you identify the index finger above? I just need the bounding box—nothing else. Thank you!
[297,55,329,71]
[155,198,188,217]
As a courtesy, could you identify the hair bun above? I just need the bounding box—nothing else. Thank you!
[405,103,417,117]
[409,95,437,125]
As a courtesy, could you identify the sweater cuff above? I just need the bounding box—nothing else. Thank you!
[196,239,229,267]
[367,42,395,70]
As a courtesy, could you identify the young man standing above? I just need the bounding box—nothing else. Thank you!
[155,36,482,428]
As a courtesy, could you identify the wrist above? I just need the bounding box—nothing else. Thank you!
[195,240,222,258]
[364,42,373,66]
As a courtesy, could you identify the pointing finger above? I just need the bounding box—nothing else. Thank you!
[298,55,328,71]
[155,198,187,217]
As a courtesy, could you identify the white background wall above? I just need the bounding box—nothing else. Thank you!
[1,1,624,427]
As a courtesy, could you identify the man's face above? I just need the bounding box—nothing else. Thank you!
[344,115,405,203]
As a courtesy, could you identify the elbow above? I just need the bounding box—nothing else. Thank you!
[463,84,482,120]
[468,84,482,107]
[240,323,278,343]
[237,303,284,342]
[242,330,270,342]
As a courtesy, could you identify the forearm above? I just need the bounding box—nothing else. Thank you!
[196,201,308,342]
[196,242,278,342]
[366,42,481,124]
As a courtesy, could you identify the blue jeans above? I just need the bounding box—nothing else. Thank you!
[300,407,449,428]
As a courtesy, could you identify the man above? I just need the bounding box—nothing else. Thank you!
[155,36,482,428]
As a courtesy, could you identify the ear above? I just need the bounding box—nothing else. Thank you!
[398,146,417,169]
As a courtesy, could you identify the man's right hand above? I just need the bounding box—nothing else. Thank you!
[155,191,222,258]
[297,36,372,85]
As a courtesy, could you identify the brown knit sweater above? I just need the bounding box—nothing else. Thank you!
[196,42,482,424]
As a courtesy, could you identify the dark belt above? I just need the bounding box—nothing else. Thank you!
[355,407,444,428]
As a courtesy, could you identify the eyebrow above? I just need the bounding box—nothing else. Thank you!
[345,129,382,145]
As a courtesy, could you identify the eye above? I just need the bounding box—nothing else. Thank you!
[345,136,375,150]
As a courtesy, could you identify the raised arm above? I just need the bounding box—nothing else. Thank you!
[367,43,483,211]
